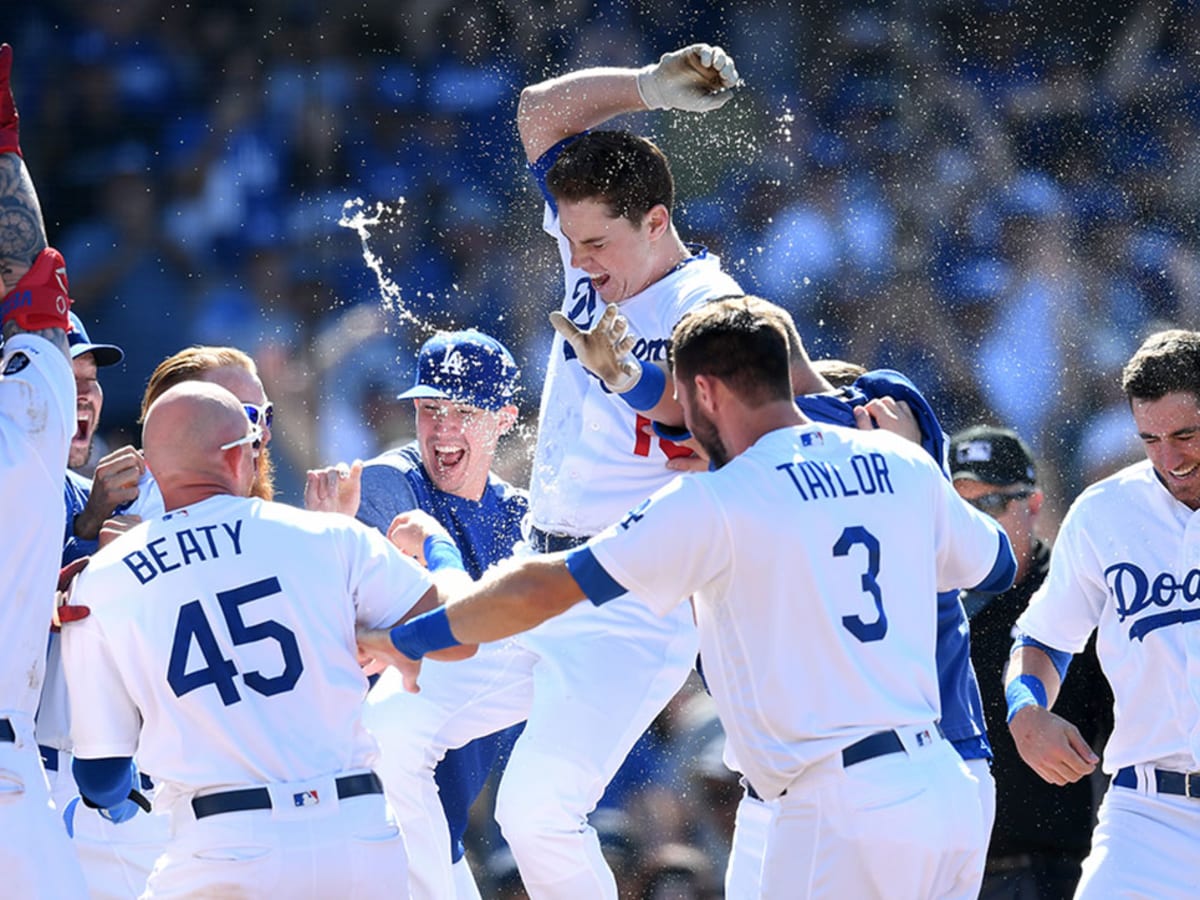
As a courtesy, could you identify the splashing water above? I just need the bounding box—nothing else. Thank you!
[338,196,435,338]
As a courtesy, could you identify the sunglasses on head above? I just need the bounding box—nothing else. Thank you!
[243,401,274,430]
[966,488,1034,514]
[220,422,264,452]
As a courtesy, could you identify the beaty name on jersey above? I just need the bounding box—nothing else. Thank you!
[776,453,895,502]
[1107,561,1200,640]
[122,521,244,585]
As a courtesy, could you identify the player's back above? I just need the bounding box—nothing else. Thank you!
[690,423,1005,796]
[65,494,430,800]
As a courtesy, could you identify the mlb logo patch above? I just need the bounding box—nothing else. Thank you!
[3,352,30,376]
[801,431,824,447]
[955,440,993,463]
[915,729,932,747]
[293,790,320,807]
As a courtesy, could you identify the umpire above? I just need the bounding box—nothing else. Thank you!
[951,426,1112,900]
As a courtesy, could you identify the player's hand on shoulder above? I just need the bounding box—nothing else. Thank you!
[637,43,741,112]
[304,459,363,516]
[1008,705,1099,786]
[852,397,921,445]
[98,513,141,549]
[550,303,640,393]
[52,555,91,632]
[387,509,451,563]
[76,445,145,539]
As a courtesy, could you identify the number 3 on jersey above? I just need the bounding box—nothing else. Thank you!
[167,576,304,706]
[834,526,888,643]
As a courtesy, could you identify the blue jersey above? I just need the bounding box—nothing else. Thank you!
[62,470,98,565]
[357,443,529,861]
[796,370,992,762]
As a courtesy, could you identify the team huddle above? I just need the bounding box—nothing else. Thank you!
[3,35,1200,900]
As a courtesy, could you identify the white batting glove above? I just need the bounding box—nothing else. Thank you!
[549,304,641,393]
[636,43,741,112]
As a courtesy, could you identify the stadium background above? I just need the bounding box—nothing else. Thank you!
[5,1,1192,893]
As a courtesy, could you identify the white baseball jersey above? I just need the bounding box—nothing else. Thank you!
[529,203,741,536]
[1017,459,1200,773]
[123,466,165,520]
[61,494,432,810]
[1,333,74,718]
[586,423,1009,800]
[0,332,89,899]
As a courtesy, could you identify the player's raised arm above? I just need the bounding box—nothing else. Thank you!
[517,43,740,163]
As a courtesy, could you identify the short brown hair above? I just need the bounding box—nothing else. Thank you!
[141,346,259,421]
[1121,329,1200,403]
[546,131,675,224]
[670,295,793,407]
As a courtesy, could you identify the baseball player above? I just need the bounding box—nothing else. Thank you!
[1006,328,1200,899]
[111,345,278,525]
[435,42,742,897]
[0,39,89,895]
[354,329,528,899]
[29,309,170,900]
[362,295,1017,899]
[652,332,999,896]
[58,381,473,897]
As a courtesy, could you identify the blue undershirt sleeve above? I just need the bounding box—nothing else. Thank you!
[1011,632,1074,682]
[72,756,134,808]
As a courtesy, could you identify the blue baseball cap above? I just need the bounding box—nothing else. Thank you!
[399,329,518,411]
[68,311,124,367]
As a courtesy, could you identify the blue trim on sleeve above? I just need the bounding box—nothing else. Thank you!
[529,134,584,212]
[72,756,134,808]
[971,531,1016,595]
[620,360,667,412]
[390,607,460,660]
[1012,633,1074,681]
[565,546,627,606]
[423,535,466,573]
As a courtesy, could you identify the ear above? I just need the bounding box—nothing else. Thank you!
[692,373,721,416]
[496,405,519,435]
[644,204,671,241]
[1028,488,1045,517]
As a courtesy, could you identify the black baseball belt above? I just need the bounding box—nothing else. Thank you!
[191,772,383,819]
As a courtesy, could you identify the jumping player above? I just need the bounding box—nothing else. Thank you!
[59,381,472,897]
[362,295,1017,899]
[1006,328,1200,898]
[355,42,743,898]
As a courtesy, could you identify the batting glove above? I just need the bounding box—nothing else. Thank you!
[636,43,741,113]
[1,247,74,333]
[550,304,641,393]
[52,556,91,632]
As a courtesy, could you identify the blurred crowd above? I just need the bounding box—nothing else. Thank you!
[6,1,1197,892]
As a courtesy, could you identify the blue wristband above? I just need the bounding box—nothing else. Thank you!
[423,535,465,573]
[389,606,460,660]
[619,359,667,412]
[1005,673,1048,723]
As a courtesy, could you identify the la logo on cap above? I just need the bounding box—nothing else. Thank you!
[439,349,468,377]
